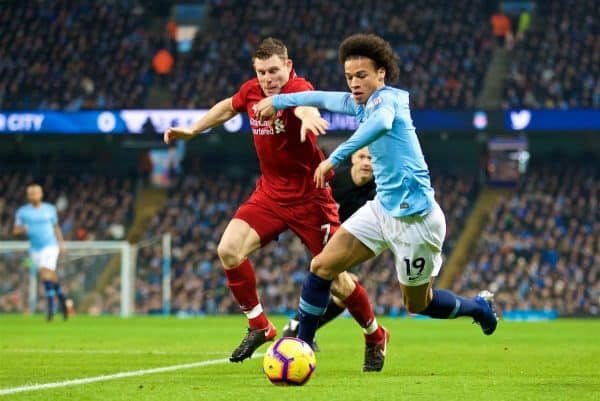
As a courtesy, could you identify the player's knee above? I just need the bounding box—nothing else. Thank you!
[331,273,356,300]
[309,255,336,280]
[217,241,242,269]
[39,268,56,282]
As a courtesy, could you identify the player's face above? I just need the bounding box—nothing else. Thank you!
[351,147,373,181]
[253,55,292,97]
[344,57,385,104]
[27,185,43,204]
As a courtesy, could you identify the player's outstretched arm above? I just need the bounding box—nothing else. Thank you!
[255,91,357,119]
[329,107,394,165]
[164,98,238,144]
[54,224,65,254]
[13,210,26,236]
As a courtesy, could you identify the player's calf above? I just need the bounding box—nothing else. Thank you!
[53,282,68,321]
[42,280,55,322]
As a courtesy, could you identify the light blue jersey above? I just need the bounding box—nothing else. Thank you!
[272,86,435,217]
[15,203,58,251]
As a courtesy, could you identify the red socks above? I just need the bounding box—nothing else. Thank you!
[343,281,385,343]
[224,259,268,330]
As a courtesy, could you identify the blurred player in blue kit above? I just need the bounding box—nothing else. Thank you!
[13,184,69,321]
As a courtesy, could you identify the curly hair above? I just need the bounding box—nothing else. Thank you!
[338,34,400,82]
[253,37,288,62]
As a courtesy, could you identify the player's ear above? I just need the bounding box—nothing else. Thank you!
[286,59,293,70]
[377,67,386,82]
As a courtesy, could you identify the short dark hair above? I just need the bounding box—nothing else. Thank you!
[253,37,288,62]
[338,34,400,82]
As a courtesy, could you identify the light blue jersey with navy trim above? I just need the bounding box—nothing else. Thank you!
[272,86,435,217]
[15,203,58,251]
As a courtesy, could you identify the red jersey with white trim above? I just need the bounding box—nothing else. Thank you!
[231,71,331,204]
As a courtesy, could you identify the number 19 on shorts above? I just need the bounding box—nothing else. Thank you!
[404,257,426,282]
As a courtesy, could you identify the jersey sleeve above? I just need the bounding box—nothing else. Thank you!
[281,78,314,112]
[231,80,253,112]
[328,106,394,166]
[272,91,358,115]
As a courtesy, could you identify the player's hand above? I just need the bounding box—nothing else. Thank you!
[314,159,334,189]
[255,97,276,120]
[300,115,329,142]
[163,127,196,144]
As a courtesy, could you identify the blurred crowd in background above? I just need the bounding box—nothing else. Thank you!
[2,0,596,111]
[0,1,598,317]
[2,161,597,317]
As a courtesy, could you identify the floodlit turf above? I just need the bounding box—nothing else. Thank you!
[1,315,598,401]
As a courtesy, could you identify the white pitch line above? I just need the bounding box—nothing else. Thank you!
[0,353,263,396]
[1,348,229,356]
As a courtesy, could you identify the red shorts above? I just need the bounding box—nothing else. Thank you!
[234,187,340,256]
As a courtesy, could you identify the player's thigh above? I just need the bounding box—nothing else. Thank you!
[218,218,263,267]
[32,246,59,275]
[311,228,375,280]
[286,190,341,256]
[219,193,288,266]
[400,280,433,313]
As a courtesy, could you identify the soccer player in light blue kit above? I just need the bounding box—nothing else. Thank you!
[13,184,68,321]
[256,34,498,371]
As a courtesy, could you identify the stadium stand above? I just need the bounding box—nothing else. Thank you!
[134,170,478,316]
[0,0,495,110]
[172,0,494,109]
[0,0,157,110]
[1,1,598,320]
[452,163,600,316]
[502,0,599,109]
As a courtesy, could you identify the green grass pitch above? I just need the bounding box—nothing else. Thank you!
[1,315,598,401]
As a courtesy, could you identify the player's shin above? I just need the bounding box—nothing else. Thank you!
[297,272,331,344]
[318,298,346,328]
[224,259,269,330]
[54,282,66,304]
[285,298,344,337]
[42,281,55,320]
[343,282,385,343]
[53,282,68,319]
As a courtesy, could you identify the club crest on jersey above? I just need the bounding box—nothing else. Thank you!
[366,96,383,109]
[274,118,285,134]
[273,110,285,133]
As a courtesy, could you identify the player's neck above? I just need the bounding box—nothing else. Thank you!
[30,201,42,208]
[361,83,386,104]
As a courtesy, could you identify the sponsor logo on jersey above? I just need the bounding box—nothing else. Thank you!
[249,109,285,135]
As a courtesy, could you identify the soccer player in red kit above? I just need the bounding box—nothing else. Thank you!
[164,38,387,368]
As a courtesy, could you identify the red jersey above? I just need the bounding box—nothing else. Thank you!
[231,71,330,204]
